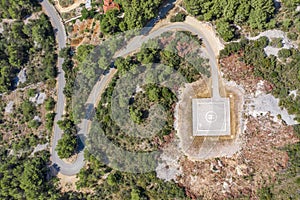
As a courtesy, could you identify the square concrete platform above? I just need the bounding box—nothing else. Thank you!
[192,98,231,136]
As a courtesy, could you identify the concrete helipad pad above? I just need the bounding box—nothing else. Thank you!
[192,98,231,136]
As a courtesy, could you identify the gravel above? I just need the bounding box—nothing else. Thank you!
[33,115,41,122]
[156,139,183,181]
[247,93,298,125]
[289,90,298,98]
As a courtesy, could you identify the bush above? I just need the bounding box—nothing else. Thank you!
[216,19,235,42]
[27,88,36,97]
[270,38,283,48]
[28,119,40,129]
[21,100,36,122]
[170,13,187,22]
[45,113,55,131]
[278,48,292,58]
[287,32,298,41]
[45,97,56,111]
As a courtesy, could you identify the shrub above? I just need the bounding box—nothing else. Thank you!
[170,13,187,22]
[45,97,56,111]
[287,32,298,41]
[278,48,292,58]
[270,38,283,48]
[28,119,40,129]
[27,88,36,97]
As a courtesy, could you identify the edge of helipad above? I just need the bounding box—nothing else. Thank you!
[192,98,231,136]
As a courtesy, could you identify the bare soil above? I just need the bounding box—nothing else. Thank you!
[173,48,299,199]
[220,54,274,95]
[69,19,102,47]
[178,115,299,199]
[174,76,244,161]
[55,0,85,13]
[1,83,54,143]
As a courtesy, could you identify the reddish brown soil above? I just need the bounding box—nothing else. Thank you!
[220,54,273,94]
[176,53,299,199]
[178,115,299,199]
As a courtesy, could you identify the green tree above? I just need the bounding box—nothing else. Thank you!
[278,49,292,58]
[216,19,235,42]
[21,100,36,122]
[20,156,48,199]
[45,97,56,111]
[28,119,40,129]
[100,9,121,35]
[131,188,141,200]
[56,133,77,158]
[45,112,55,131]
[56,119,78,158]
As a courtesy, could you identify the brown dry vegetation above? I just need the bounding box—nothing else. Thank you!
[178,115,299,199]
[220,54,273,94]
[174,51,299,199]
[70,19,102,47]
[1,84,54,143]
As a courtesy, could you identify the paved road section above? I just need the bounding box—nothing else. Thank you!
[42,0,220,176]
[117,23,221,99]
[40,0,72,175]
[81,22,222,173]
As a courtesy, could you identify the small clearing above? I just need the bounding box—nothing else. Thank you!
[247,93,298,125]
[29,92,47,105]
[55,0,85,13]
[247,29,298,56]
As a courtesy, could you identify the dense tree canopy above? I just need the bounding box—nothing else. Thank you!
[0,150,59,199]
[184,0,276,40]
[0,0,40,20]
[0,13,56,93]
[56,119,78,159]
[100,0,163,34]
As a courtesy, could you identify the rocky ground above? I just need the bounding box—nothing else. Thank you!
[178,114,298,199]
[0,83,53,143]
[156,48,299,199]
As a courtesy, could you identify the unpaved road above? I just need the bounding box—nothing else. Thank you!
[54,0,85,13]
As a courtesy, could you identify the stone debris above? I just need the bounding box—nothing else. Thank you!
[17,68,27,86]
[33,115,41,122]
[4,101,14,113]
[247,29,298,57]
[289,89,298,99]
[156,139,182,182]
[247,93,298,125]
[30,92,47,105]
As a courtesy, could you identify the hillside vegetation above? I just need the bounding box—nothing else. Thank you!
[0,7,57,93]
[100,0,163,34]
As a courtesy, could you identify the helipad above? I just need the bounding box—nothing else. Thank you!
[192,98,231,136]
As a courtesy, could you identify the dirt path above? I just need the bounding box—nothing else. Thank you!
[54,0,85,13]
